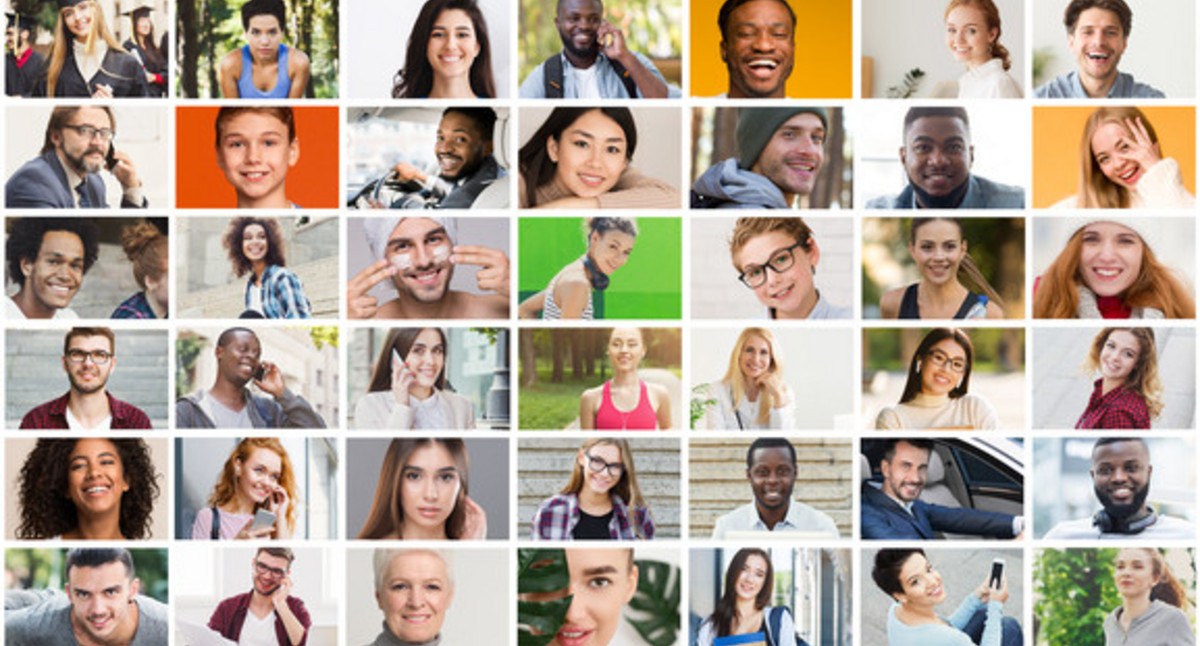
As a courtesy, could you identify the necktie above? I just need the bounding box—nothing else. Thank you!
[75,183,91,208]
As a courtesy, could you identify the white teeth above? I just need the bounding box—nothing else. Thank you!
[84,486,108,493]
[747,59,777,69]
[1088,52,1109,60]
[1096,268,1119,277]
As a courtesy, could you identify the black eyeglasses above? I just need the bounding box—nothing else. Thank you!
[585,451,624,478]
[62,124,115,142]
[925,349,966,374]
[255,561,287,579]
[66,349,113,365]
[738,242,804,289]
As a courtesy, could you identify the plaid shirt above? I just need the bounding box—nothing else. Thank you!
[1075,379,1150,430]
[532,493,654,540]
[110,291,159,319]
[19,392,152,429]
[249,265,312,319]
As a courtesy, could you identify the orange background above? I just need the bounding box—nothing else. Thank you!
[1033,106,1196,208]
[175,106,340,209]
[689,0,852,98]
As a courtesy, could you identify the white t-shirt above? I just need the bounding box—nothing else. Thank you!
[238,608,277,646]
[566,63,601,99]
[6,297,79,319]
[247,284,264,315]
[66,406,112,431]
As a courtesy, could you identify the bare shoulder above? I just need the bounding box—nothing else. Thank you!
[985,300,1005,319]
[218,49,242,75]
[879,286,905,319]
[289,47,311,71]
[647,381,670,399]
[456,292,509,319]
[581,384,604,402]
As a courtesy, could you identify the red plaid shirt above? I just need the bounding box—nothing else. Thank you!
[19,392,152,430]
[1075,379,1150,430]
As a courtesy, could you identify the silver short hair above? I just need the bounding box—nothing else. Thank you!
[373,548,454,594]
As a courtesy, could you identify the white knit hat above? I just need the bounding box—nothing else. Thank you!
[1059,217,1163,254]
[361,217,458,260]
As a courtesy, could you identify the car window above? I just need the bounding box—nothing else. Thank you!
[953,447,1019,488]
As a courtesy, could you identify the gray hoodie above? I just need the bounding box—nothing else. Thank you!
[691,158,790,209]
[1103,599,1193,646]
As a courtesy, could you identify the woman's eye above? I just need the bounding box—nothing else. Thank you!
[405,472,422,481]
[573,140,589,149]
[588,577,613,589]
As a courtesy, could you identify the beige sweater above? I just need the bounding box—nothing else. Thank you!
[519,167,680,208]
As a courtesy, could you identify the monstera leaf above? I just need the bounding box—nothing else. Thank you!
[518,549,573,646]
[626,559,681,646]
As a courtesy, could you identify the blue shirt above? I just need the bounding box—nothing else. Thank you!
[1034,70,1164,98]
[519,51,681,98]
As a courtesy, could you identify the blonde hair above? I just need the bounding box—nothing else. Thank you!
[721,328,784,426]
[1084,328,1164,419]
[561,438,650,538]
[45,0,129,97]
[1033,228,1194,319]
[944,0,1011,70]
[207,438,299,534]
[1078,107,1159,209]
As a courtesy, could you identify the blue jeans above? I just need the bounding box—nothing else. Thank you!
[961,606,1023,646]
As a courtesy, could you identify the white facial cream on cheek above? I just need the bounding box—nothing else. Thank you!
[431,245,451,264]
[391,253,413,270]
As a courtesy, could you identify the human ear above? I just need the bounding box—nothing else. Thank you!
[547,137,559,164]
[288,138,300,167]
[623,564,639,603]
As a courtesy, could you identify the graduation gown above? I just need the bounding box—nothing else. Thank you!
[6,49,45,96]
[122,38,167,97]
[32,46,151,98]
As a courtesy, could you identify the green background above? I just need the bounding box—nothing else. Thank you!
[519,218,681,319]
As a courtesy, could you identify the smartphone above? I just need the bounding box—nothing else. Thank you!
[253,363,266,382]
[250,508,276,531]
[391,348,403,369]
[989,558,1005,589]
[105,142,118,171]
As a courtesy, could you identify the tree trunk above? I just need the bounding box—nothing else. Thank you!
[202,0,217,97]
[179,0,198,97]
[519,328,537,387]
[551,332,565,383]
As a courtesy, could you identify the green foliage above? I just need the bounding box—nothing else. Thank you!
[6,548,170,603]
[627,560,681,646]
[308,326,339,349]
[518,549,573,646]
[470,327,504,345]
[690,383,716,429]
[1032,47,1055,87]
[518,370,585,429]
[175,336,206,397]
[1034,548,1119,646]
[886,68,926,99]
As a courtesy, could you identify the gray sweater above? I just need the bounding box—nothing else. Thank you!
[1103,599,1194,646]
[6,589,168,646]
[176,388,326,429]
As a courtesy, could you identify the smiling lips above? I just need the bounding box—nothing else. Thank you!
[556,625,595,646]
[745,57,781,79]
[577,172,608,189]
[1108,485,1134,504]
[418,505,444,519]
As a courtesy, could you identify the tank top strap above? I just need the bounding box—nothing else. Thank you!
[898,283,921,319]
[954,290,981,319]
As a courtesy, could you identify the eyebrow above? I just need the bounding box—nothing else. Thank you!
[401,466,458,474]
[912,135,966,144]
[71,451,118,462]
[567,128,625,144]
[581,565,620,576]
[388,227,448,246]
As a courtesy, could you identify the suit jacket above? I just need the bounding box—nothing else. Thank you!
[860,480,1015,539]
[31,47,150,98]
[6,149,145,209]
[865,174,1025,209]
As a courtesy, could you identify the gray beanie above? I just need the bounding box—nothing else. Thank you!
[737,107,828,169]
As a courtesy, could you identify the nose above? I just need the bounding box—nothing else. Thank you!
[927,147,947,166]
[752,28,774,51]
[423,476,439,501]
[412,243,434,267]
[563,583,587,623]
[245,141,263,163]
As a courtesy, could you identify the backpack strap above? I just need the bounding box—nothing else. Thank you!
[543,53,564,98]
[210,506,221,540]
[608,57,640,98]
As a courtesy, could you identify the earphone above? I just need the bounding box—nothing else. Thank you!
[582,255,610,291]
[1092,508,1158,534]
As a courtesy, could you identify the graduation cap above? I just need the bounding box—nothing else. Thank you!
[54,0,88,8]
[6,11,37,32]
[121,0,153,16]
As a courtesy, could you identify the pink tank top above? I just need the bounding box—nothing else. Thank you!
[595,380,658,430]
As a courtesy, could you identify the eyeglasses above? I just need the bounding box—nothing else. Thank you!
[738,242,804,289]
[254,561,287,579]
[66,349,113,365]
[585,451,624,478]
[62,124,115,142]
[924,350,966,373]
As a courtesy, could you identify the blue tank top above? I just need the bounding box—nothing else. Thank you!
[237,43,290,98]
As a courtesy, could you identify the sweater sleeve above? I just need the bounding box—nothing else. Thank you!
[274,390,326,428]
[769,384,797,430]
[596,167,681,209]
[967,395,1000,430]
[1137,158,1195,209]
[875,406,903,430]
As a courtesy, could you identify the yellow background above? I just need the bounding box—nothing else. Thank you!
[1033,106,1196,208]
[689,0,852,98]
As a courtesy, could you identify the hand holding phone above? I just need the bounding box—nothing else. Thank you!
[390,349,416,405]
[249,508,277,532]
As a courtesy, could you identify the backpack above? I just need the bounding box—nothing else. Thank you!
[543,53,639,98]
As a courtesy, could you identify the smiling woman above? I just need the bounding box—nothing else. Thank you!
[369,549,456,645]
[1075,328,1162,430]
[222,217,311,319]
[1054,107,1194,209]
[394,0,495,98]
[33,0,151,97]
[579,328,672,430]
[518,107,679,209]
[697,548,797,646]
[532,438,653,540]
[191,437,298,540]
[880,218,1005,320]
[875,328,999,430]
[700,328,795,430]
[353,327,476,430]
[17,438,160,539]
[519,218,637,320]
[944,0,1022,98]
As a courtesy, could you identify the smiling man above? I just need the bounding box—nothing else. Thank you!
[369,107,506,209]
[175,327,326,429]
[6,217,100,320]
[861,439,1023,540]
[5,548,168,646]
[348,217,510,319]
[1035,0,1163,99]
[20,327,151,430]
[6,106,147,209]
[867,107,1024,209]
[1044,438,1193,539]
[716,0,795,98]
[711,438,840,539]
[519,0,678,98]
[209,547,310,646]
[693,107,826,209]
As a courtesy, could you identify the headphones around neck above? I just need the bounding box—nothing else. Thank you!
[1093,508,1158,535]
[582,255,610,291]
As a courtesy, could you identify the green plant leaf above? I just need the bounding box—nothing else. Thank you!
[626,559,680,646]
[518,598,573,646]
[517,549,573,646]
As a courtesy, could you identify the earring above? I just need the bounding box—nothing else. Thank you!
[915,363,921,374]
[810,264,817,276]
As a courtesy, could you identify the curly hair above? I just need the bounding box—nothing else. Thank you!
[206,438,299,535]
[17,438,160,540]
[222,217,288,277]
[6,217,100,287]
[120,222,168,290]
[1084,328,1164,420]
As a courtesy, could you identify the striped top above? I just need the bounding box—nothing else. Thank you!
[542,269,594,320]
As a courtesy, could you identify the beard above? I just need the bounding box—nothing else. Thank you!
[559,29,599,60]
[1095,481,1150,522]
[396,262,454,303]
[62,143,106,175]
[68,371,108,395]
